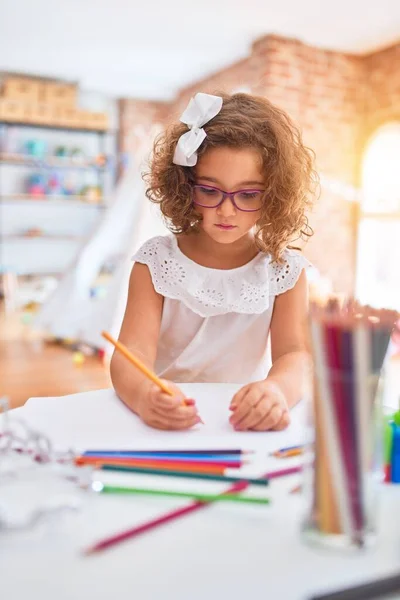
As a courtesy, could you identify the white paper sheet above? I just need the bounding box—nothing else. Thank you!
[8,384,306,455]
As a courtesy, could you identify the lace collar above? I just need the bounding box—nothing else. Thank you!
[133,235,309,318]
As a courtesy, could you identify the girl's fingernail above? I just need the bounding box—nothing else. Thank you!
[185,398,196,406]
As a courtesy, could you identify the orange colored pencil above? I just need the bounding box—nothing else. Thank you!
[102,331,175,396]
[273,448,304,459]
[102,332,204,422]
[76,456,226,475]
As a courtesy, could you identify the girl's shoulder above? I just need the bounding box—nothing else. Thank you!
[269,248,311,296]
[133,234,175,260]
[133,235,310,317]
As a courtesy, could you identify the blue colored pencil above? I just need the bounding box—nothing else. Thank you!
[83,449,251,456]
[83,452,245,463]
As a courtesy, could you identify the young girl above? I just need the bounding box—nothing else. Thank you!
[110,92,317,432]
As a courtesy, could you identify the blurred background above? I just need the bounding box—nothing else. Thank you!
[1,0,399,407]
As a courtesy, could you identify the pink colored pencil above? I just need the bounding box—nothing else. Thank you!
[267,465,302,479]
[83,465,301,554]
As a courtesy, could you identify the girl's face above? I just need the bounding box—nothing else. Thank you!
[193,146,264,245]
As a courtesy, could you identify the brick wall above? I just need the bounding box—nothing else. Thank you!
[363,43,400,145]
[118,98,169,176]
[119,36,400,293]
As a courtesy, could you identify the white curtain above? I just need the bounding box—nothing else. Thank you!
[34,124,169,351]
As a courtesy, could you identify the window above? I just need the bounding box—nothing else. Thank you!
[356,124,400,310]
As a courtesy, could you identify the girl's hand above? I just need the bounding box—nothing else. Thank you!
[229,380,290,431]
[137,380,202,430]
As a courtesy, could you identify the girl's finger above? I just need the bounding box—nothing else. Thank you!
[230,384,251,410]
[151,389,184,411]
[151,412,201,431]
[229,389,262,426]
[252,405,284,431]
[235,397,274,431]
[270,411,291,431]
[153,404,198,422]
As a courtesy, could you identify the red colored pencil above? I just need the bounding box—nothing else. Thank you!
[84,478,253,555]
[267,465,302,479]
[83,465,301,555]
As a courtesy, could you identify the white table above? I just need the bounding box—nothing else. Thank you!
[1,384,400,600]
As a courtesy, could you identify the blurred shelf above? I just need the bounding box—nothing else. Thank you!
[0,193,106,206]
[1,234,84,241]
[0,152,109,171]
[0,121,110,134]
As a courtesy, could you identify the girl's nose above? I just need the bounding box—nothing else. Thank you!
[216,195,236,217]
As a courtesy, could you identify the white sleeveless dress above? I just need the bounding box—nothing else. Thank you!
[133,235,309,384]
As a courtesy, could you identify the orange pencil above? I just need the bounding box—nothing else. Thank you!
[102,331,203,421]
[273,448,304,459]
[76,456,226,475]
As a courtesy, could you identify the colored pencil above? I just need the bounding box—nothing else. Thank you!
[102,331,173,394]
[101,331,204,421]
[307,300,398,544]
[266,465,302,479]
[272,444,304,454]
[272,448,303,458]
[83,463,302,554]
[95,483,270,505]
[83,449,252,456]
[310,318,354,538]
[84,474,267,555]
[100,464,269,486]
[77,457,229,474]
[77,455,243,468]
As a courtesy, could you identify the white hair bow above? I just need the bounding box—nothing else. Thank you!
[172,93,223,167]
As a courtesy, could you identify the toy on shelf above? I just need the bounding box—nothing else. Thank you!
[70,147,85,164]
[54,146,68,158]
[26,173,46,196]
[81,185,103,203]
[47,172,63,196]
[62,175,77,196]
[94,153,107,168]
[24,139,47,159]
[23,228,44,237]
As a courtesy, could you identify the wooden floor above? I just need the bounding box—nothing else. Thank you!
[1,305,399,411]
[0,307,111,409]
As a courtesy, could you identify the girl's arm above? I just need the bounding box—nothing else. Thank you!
[110,262,164,413]
[110,263,200,430]
[268,269,311,408]
[229,269,310,431]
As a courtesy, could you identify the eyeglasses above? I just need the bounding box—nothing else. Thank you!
[192,184,263,212]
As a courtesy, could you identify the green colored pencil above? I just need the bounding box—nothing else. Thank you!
[100,464,269,486]
[95,483,270,505]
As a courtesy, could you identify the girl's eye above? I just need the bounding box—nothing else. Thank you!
[238,191,261,200]
[199,186,218,195]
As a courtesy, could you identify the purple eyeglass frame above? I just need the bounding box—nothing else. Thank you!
[192,184,263,212]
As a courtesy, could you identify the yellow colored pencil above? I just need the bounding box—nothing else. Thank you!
[102,331,174,396]
[101,332,204,422]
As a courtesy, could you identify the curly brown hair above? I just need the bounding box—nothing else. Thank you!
[144,92,318,261]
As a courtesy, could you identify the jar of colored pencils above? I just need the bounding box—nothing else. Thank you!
[302,301,399,551]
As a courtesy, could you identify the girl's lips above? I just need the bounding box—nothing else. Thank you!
[215,224,236,230]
